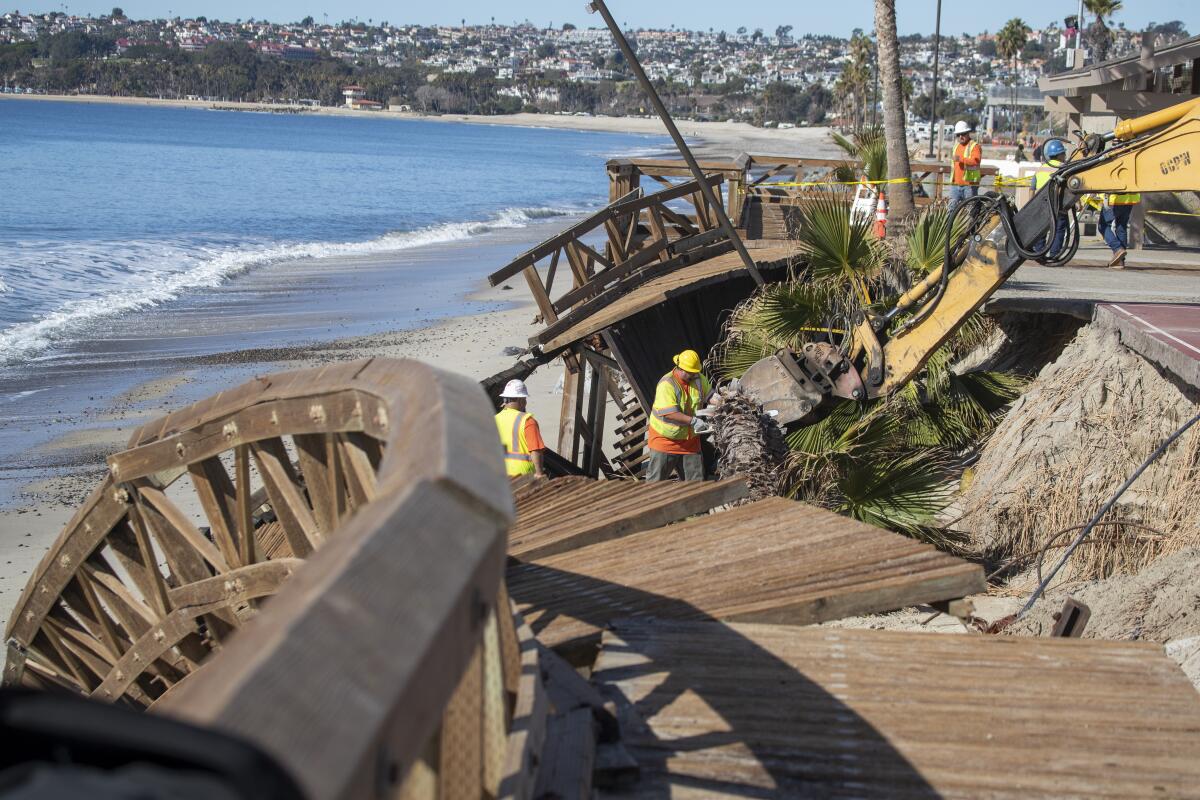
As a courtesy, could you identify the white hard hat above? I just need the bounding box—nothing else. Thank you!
[953,120,974,136]
[500,379,529,399]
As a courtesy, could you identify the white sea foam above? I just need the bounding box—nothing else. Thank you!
[0,205,584,365]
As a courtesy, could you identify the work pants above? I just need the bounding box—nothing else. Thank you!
[948,183,978,211]
[646,449,703,482]
[1035,213,1070,259]
[1100,205,1133,253]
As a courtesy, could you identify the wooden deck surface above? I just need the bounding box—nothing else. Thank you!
[539,245,796,351]
[508,477,748,560]
[507,497,984,655]
[594,619,1200,799]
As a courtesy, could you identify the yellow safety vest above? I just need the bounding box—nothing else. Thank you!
[496,407,535,476]
[1034,159,1063,191]
[954,141,981,185]
[1108,192,1141,205]
[648,372,711,441]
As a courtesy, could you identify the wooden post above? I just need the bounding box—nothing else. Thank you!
[571,363,587,466]
[556,360,578,459]
[582,361,607,478]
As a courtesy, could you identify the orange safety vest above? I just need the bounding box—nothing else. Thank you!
[953,140,981,185]
[496,407,535,476]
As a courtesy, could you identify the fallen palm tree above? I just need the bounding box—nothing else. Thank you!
[708,196,1024,541]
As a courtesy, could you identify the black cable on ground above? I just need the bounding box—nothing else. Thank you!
[1016,410,1200,619]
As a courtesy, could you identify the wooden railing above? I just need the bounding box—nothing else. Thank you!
[607,155,1003,238]
[740,155,1001,209]
[487,175,735,348]
[2,359,562,797]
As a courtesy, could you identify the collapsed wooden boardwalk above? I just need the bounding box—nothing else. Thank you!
[5,360,1200,798]
[508,493,986,657]
[595,619,1200,799]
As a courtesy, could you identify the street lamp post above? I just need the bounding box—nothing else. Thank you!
[926,0,942,159]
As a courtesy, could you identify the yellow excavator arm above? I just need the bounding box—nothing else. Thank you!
[740,96,1200,426]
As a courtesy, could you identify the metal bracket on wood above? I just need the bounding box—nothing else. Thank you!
[929,598,975,620]
[1050,598,1091,638]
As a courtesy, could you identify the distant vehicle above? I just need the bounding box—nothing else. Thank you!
[778,122,795,129]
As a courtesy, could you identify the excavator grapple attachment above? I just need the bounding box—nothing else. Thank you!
[738,345,864,426]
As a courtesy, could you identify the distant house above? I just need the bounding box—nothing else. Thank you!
[343,86,382,110]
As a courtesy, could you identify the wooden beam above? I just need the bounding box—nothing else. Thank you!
[487,189,640,286]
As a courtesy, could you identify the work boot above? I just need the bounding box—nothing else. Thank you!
[1108,248,1127,268]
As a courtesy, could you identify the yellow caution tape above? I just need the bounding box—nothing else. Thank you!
[1147,209,1200,217]
[756,177,913,188]
[993,175,1035,187]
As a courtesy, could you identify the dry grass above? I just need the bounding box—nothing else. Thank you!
[957,323,1200,593]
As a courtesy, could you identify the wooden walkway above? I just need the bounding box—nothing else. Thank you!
[508,496,984,657]
[594,619,1200,799]
[508,476,747,560]
[538,246,794,352]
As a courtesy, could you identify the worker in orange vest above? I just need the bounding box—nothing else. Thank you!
[949,120,983,211]
[495,379,548,479]
[646,349,714,481]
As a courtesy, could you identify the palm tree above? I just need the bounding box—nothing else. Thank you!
[997,19,1030,140]
[874,0,915,229]
[710,199,1024,539]
[1083,0,1123,61]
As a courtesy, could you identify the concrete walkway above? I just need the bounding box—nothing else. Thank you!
[1069,240,1200,271]
[988,262,1200,318]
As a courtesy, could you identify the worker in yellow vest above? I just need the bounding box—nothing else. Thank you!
[1034,139,1069,259]
[495,379,547,479]
[646,349,714,482]
[949,120,983,211]
[1100,191,1141,269]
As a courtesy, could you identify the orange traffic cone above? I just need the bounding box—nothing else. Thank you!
[874,192,888,238]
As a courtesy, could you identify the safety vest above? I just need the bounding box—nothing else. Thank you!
[648,372,711,441]
[953,141,981,185]
[1108,192,1141,206]
[496,407,535,476]
[1034,159,1063,191]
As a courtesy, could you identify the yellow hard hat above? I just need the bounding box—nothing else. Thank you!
[673,349,702,373]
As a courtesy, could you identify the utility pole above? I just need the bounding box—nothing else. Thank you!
[926,0,941,159]
[586,0,764,287]
[1076,0,1084,49]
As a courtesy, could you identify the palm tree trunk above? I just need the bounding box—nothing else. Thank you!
[874,0,915,229]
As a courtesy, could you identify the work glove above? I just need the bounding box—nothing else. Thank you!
[692,418,712,435]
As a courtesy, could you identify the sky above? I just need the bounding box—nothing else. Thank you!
[41,0,1195,37]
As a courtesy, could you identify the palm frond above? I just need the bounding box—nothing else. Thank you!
[832,451,955,538]
[904,205,971,276]
[797,193,882,283]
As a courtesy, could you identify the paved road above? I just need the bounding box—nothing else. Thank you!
[989,263,1200,317]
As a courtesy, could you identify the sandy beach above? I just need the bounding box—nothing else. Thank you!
[0,92,841,160]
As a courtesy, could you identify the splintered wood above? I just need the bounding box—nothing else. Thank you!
[507,496,985,654]
[594,619,1200,799]
[508,476,748,560]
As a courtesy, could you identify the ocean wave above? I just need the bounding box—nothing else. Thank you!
[0,205,585,365]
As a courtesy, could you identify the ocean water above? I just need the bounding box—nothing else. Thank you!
[0,100,666,367]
